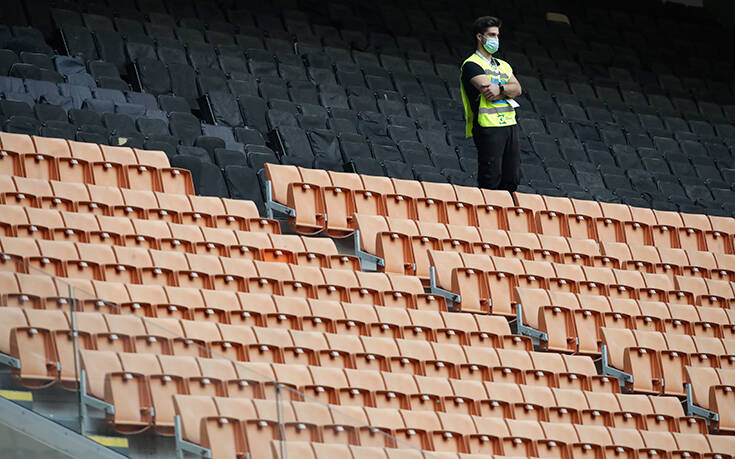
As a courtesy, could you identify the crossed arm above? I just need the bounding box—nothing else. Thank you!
[470,73,523,101]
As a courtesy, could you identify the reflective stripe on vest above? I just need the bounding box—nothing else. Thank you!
[484,69,510,79]
[478,106,516,115]
[460,53,517,136]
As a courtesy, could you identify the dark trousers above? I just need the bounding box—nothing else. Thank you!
[472,124,520,192]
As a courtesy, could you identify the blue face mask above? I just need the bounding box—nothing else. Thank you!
[483,37,499,54]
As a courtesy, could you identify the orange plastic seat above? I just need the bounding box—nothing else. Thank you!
[582,200,625,243]
[23,207,63,240]
[11,177,56,209]
[146,192,185,225]
[650,210,683,250]
[46,182,87,214]
[608,204,654,247]
[81,184,123,218]
[266,163,302,207]
[172,394,219,448]
[220,198,279,234]
[302,236,360,270]
[600,241,633,269]
[426,182,475,227]
[79,349,123,402]
[515,193,560,236]
[706,216,735,254]
[537,195,575,237]
[316,171,360,237]
[81,144,128,188]
[34,239,82,280]
[2,132,37,153]
[302,167,356,236]
[180,195,222,228]
[499,232,536,261]
[120,147,162,191]
[0,175,21,204]
[328,170,373,202]
[600,203,634,241]
[503,193,537,234]
[626,245,661,273]
[57,210,98,245]
[136,149,193,194]
[327,171,386,221]
[685,366,735,433]
[37,138,91,183]
[567,199,603,241]
[678,212,710,252]
[194,227,234,257]
[448,187,490,231]
[602,327,662,394]
[384,220,426,277]
[196,411,246,458]
[20,148,59,181]
[458,189,500,231]
[9,317,63,388]
[394,179,446,224]
[132,149,168,168]
[267,164,326,234]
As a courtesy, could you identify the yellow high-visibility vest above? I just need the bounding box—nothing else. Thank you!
[460,52,516,137]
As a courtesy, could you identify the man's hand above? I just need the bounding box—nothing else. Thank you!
[480,83,501,100]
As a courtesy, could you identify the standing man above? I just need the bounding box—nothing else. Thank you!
[460,16,523,191]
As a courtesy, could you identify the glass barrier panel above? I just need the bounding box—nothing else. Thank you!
[0,249,445,458]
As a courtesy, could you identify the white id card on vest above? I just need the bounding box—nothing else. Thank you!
[507,99,520,108]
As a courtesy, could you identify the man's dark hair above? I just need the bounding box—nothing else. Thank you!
[471,16,502,46]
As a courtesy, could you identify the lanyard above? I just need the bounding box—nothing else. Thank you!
[474,51,511,106]
[474,51,499,73]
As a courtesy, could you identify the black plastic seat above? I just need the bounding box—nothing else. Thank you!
[275,126,314,167]
[61,26,98,60]
[136,58,171,95]
[169,111,202,146]
[168,63,199,109]
[238,96,268,133]
[348,156,385,176]
[176,146,212,163]
[381,160,414,180]
[306,129,342,168]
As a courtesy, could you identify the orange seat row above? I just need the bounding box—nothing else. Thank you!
[15,342,654,438]
[78,350,614,442]
[272,441,530,459]
[0,175,274,230]
[428,251,735,316]
[0,133,193,193]
[173,394,734,459]
[515,287,735,356]
[0,204,279,247]
[0,301,524,358]
[355,214,735,281]
[226,362,700,434]
[266,163,512,236]
[7,309,608,394]
[0,232,357,278]
[267,164,735,253]
[600,241,734,280]
[685,366,735,434]
[601,327,735,396]
[512,192,734,253]
[271,435,733,459]
[77,352,628,436]
[0,267,439,313]
[1,243,366,292]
